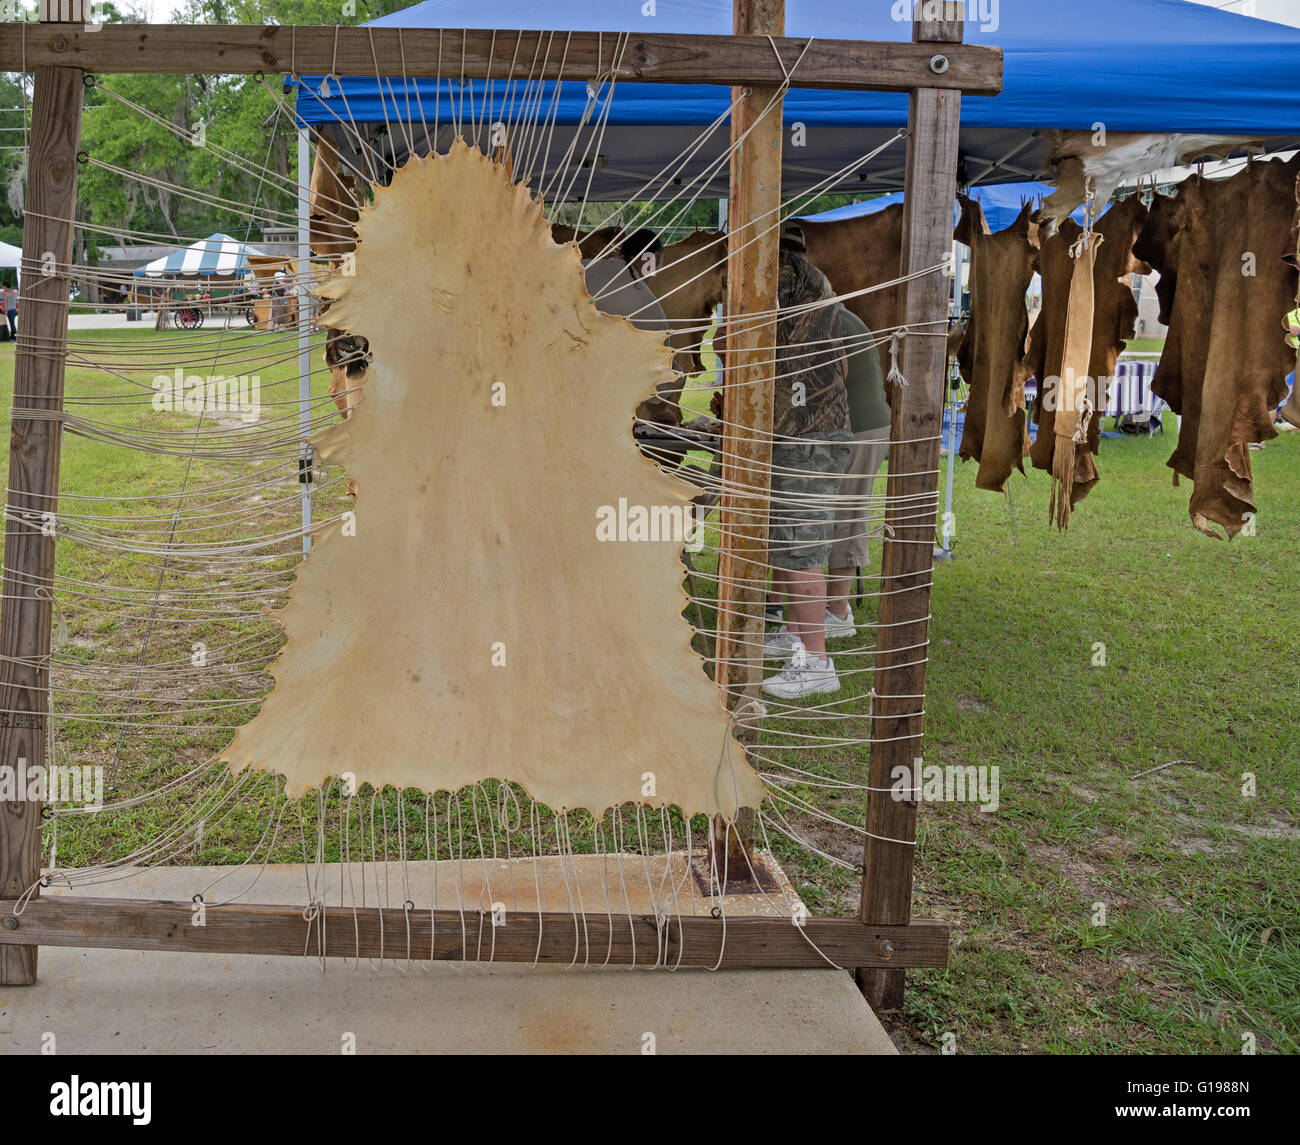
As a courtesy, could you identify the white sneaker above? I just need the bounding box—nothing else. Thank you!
[824,608,855,639]
[763,627,802,659]
[761,655,841,699]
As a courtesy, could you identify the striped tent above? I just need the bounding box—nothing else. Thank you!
[133,233,263,278]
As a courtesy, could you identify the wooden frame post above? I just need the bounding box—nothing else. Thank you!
[711,0,784,872]
[857,9,965,1010]
[0,45,84,984]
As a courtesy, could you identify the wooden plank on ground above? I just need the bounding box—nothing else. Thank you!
[0,897,950,969]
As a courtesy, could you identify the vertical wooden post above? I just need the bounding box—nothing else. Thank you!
[711,0,784,868]
[857,10,964,1009]
[0,60,83,985]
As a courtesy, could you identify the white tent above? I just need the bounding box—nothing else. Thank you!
[0,240,21,274]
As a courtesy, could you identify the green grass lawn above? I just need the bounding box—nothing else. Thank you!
[892,422,1299,1054]
[1125,336,1166,355]
[1,329,1296,1055]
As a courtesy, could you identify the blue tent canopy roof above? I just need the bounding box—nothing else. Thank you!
[800,182,1089,232]
[296,0,1300,198]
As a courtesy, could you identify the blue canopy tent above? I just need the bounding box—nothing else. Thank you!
[294,0,1300,199]
[799,183,1089,229]
[286,0,1300,556]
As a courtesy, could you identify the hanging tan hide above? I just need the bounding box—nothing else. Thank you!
[1132,155,1300,538]
[1044,238,1096,529]
[309,134,359,261]
[799,204,905,380]
[953,196,1038,492]
[1026,196,1151,517]
[222,141,762,819]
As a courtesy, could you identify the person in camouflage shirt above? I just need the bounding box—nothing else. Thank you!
[761,226,854,702]
[772,249,851,440]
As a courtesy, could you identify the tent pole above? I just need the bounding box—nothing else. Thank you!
[710,0,784,876]
[297,126,313,558]
[935,356,959,562]
[935,239,961,562]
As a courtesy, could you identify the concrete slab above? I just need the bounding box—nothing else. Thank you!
[0,864,897,1055]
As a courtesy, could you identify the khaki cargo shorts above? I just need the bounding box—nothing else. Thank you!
[768,431,853,571]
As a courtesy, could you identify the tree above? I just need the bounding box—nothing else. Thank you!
[74,1,411,243]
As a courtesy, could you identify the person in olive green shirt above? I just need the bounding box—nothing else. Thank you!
[825,305,890,634]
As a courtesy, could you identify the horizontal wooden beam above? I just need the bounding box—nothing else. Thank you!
[0,896,949,969]
[0,24,1002,95]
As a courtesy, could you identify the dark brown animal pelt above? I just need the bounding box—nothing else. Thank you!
[1132,155,1300,538]
[954,196,1039,493]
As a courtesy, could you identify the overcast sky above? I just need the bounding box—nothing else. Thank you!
[1183,0,1300,28]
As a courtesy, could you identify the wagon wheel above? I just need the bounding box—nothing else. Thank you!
[176,307,204,330]
[244,306,258,327]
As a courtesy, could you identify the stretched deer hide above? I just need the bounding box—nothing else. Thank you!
[222,141,762,819]
[1132,155,1300,538]
[309,134,359,260]
[954,196,1038,492]
[1026,196,1151,519]
[800,204,905,380]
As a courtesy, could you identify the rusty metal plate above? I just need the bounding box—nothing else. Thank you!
[690,850,783,896]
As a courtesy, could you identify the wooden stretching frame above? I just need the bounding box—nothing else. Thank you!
[0,8,987,1009]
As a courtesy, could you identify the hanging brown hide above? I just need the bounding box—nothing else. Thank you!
[1134,189,1182,326]
[1131,155,1300,538]
[552,225,728,380]
[309,134,359,261]
[1026,196,1151,518]
[1088,197,1154,385]
[953,196,1038,492]
[799,204,905,380]
[647,229,728,381]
